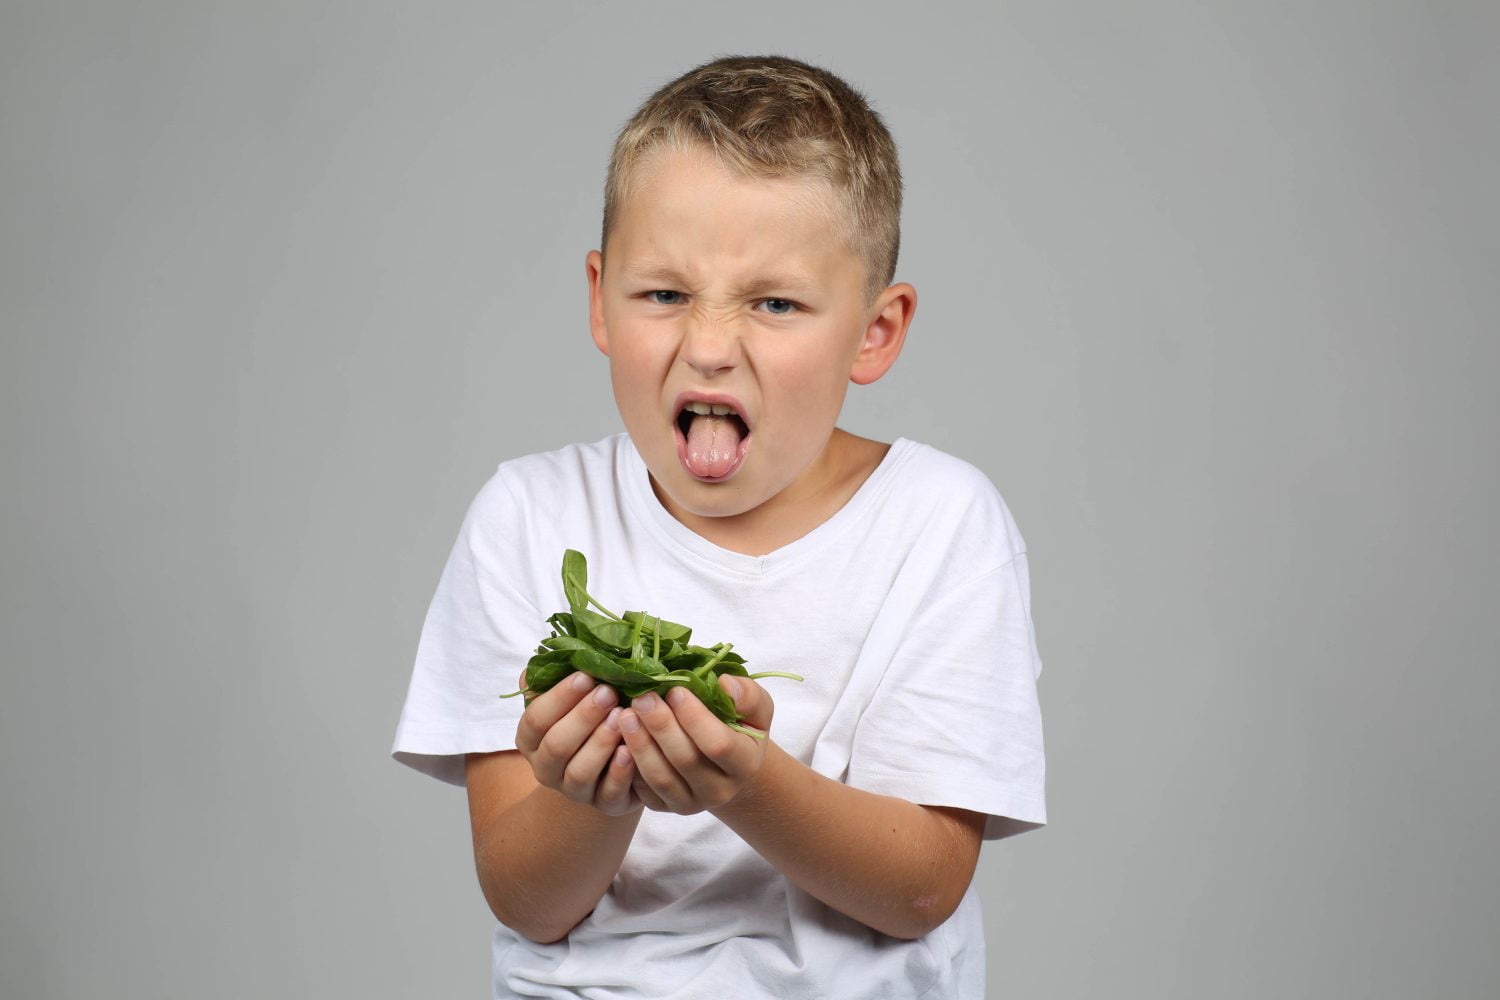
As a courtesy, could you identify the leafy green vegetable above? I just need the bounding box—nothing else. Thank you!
[501,549,802,738]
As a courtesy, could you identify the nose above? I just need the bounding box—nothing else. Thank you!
[677,312,741,378]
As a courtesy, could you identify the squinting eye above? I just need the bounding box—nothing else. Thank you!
[760,299,796,315]
[649,290,682,305]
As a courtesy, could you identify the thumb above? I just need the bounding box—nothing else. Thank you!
[720,675,774,731]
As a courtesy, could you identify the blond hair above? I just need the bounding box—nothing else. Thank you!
[602,55,902,302]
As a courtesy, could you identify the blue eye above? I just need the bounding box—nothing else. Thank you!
[761,299,795,315]
[649,290,682,305]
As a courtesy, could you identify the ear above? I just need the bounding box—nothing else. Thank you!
[586,250,610,357]
[849,282,916,385]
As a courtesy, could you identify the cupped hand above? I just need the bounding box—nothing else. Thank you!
[513,669,642,816]
[619,674,775,815]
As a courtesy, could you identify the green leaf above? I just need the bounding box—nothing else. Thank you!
[587,619,639,653]
[523,648,577,695]
[561,549,590,615]
[540,635,593,652]
[625,610,692,644]
[509,549,804,738]
[568,646,661,688]
[622,654,668,677]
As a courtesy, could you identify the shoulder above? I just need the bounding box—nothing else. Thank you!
[493,433,626,491]
[475,433,628,514]
[892,439,999,495]
[458,432,629,545]
[881,439,1029,566]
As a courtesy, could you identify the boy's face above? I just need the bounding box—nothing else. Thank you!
[587,146,912,527]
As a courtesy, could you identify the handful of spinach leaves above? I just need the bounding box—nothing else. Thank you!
[501,549,802,739]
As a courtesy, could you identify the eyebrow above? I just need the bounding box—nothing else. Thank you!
[621,262,819,297]
[621,262,689,285]
[731,275,818,298]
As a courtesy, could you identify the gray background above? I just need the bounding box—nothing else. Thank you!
[2,2,1495,997]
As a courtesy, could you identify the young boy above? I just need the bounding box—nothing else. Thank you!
[393,55,1045,998]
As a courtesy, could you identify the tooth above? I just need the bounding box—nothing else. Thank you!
[710,404,732,416]
[685,402,712,415]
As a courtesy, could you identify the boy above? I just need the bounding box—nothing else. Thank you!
[393,55,1045,998]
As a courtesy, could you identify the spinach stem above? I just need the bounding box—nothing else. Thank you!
[563,566,620,620]
[748,671,804,682]
[695,642,733,679]
[587,596,619,620]
[726,720,768,741]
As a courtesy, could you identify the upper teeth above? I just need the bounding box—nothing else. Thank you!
[684,401,736,417]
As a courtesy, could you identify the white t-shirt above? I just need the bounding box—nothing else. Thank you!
[393,433,1046,999]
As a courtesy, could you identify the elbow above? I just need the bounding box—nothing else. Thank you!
[483,890,583,946]
[880,891,962,941]
[878,808,985,939]
[508,919,575,946]
[473,833,584,944]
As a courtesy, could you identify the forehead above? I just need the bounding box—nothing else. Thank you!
[609,147,861,282]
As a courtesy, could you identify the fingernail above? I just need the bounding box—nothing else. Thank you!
[720,675,739,700]
[571,672,593,692]
[605,707,621,731]
[613,745,632,768]
[593,684,616,708]
[619,710,641,734]
[666,686,688,707]
[634,693,659,715]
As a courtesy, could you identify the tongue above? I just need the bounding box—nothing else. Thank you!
[684,414,744,479]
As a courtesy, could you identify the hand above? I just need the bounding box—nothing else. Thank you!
[618,674,775,814]
[513,669,642,817]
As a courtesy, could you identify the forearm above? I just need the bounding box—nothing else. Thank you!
[468,753,641,943]
[711,742,981,940]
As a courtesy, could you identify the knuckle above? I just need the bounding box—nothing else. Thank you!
[700,732,733,760]
[514,722,541,755]
[598,782,628,811]
[560,763,592,801]
[537,728,571,764]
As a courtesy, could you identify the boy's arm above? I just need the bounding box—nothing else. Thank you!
[716,743,985,940]
[465,673,643,944]
[617,679,987,940]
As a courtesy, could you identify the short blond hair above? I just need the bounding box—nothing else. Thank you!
[602,55,902,302]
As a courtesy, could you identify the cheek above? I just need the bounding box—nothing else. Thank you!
[775,352,850,405]
[608,336,670,384]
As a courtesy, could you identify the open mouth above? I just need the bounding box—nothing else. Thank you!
[674,401,751,481]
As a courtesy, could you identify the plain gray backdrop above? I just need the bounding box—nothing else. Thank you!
[3,2,1496,997]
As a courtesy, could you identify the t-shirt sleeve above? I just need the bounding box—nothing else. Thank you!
[391,470,541,786]
[846,553,1046,839]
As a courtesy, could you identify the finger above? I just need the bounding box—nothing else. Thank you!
[558,707,625,803]
[595,742,640,815]
[618,701,693,808]
[528,681,620,788]
[635,690,718,778]
[665,685,757,778]
[514,671,595,754]
[631,770,670,813]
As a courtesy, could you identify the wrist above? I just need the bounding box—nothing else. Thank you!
[711,739,797,823]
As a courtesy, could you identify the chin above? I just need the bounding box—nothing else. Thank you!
[666,476,756,516]
[646,462,758,518]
